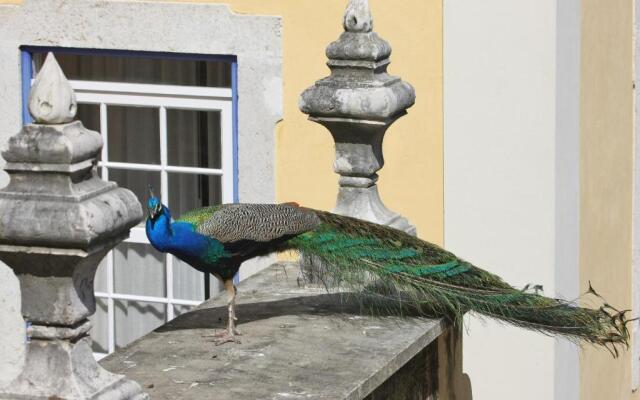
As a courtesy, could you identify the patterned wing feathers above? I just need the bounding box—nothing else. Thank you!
[194,203,321,243]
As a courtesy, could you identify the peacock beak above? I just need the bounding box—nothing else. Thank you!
[149,203,163,220]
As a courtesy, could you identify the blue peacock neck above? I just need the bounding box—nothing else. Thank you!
[146,206,173,252]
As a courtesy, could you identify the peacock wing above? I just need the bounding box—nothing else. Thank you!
[180,203,321,245]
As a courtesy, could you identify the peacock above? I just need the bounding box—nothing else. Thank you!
[145,188,630,350]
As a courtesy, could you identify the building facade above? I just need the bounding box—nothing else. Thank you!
[0,0,636,399]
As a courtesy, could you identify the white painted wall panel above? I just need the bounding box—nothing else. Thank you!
[444,1,564,398]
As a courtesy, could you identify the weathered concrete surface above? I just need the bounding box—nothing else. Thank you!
[101,263,445,400]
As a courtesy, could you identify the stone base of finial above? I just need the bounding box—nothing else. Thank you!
[0,337,148,400]
[334,184,416,236]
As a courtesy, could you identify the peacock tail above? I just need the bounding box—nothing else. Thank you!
[283,209,630,353]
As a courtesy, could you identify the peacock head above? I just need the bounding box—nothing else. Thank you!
[147,185,163,220]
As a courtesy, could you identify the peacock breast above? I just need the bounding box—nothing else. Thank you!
[169,222,227,266]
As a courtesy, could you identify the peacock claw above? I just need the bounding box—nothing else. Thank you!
[213,335,241,346]
[203,327,242,345]
[205,329,242,346]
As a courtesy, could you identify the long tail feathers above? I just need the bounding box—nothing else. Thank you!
[285,210,630,355]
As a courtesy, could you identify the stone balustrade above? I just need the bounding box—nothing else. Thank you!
[0,53,147,400]
[300,0,417,235]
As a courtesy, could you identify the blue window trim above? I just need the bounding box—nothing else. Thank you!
[20,50,33,125]
[20,45,240,205]
[231,61,240,204]
[231,62,240,285]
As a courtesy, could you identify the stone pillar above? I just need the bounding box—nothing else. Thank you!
[0,53,147,399]
[300,0,416,235]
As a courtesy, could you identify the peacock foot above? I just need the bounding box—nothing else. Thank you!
[213,330,242,346]
[203,327,242,345]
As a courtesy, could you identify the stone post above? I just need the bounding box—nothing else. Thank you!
[300,0,416,235]
[0,53,147,399]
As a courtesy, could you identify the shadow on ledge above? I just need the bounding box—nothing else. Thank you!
[101,263,471,400]
[157,292,441,334]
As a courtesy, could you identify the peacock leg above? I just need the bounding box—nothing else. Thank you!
[211,279,242,345]
[225,279,242,336]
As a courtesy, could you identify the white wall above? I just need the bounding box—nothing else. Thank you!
[444,0,580,399]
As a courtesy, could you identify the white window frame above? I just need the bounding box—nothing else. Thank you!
[68,80,234,359]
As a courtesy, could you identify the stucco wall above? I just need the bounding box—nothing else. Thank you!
[580,1,635,399]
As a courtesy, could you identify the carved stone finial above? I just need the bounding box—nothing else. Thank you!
[0,51,146,399]
[300,0,416,235]
[344,0,372,32]
[28,52,77,124]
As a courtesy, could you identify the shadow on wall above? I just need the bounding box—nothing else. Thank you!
[0,263,25,388]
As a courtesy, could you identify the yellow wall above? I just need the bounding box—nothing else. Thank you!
[580,1,635,399]
[177,0,445,245]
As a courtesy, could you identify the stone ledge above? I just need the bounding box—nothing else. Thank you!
[101,263,445,400]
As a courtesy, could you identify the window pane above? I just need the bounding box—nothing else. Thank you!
[167,109,222,169]
[114,242,165,297]
[168,174,222,217]
[114,300,166,349]
[33,52,232,88]
[107,106,160,165]
[76,103,101,133]
[94,253,108,293]
[173,257,224,302]
[173,256,204,302]
[89,297,108,354]
[173,304,196,318]
[108,169,160,219]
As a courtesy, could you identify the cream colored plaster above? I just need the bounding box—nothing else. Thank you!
[580,1,635,399]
